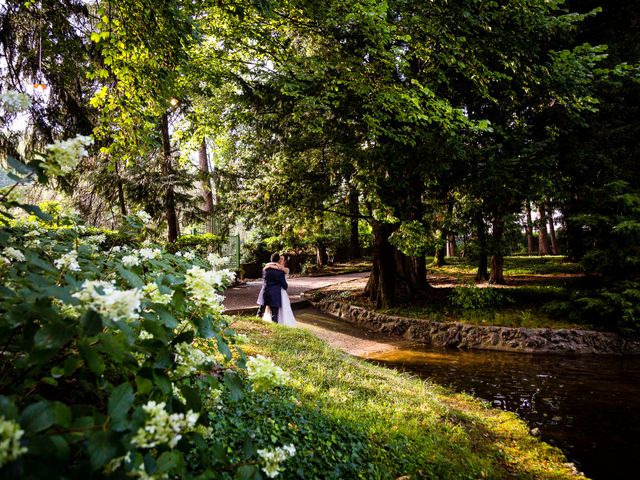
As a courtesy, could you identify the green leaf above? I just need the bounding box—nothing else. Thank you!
[49,434,71,460]
[88,431,120,469]
[156,450,184,474]
[20,401,55,433]
[179,385,201,411]
[0,395,18,420]
[79,341,105,375]
[116,265,144,288]
[214,333,232,361]
[153,371,172,394]
[223,370,244,402]
[155,305,178,328]
[21,204,53,221]
[141,318,168,341]
[108,382,134,428]
[136,376,153,395]
[7,154,34,175]
[34,323,73,351]
[63,355,83,376]
[235,465,262,480]
[52,401,72,428]
[81,310,103,336]
[193,315,215,339]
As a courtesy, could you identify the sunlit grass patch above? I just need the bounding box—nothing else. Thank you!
[229,318,586,480]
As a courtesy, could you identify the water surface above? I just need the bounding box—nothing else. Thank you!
[368,347,640,480]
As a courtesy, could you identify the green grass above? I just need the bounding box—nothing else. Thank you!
[229,318,586,480]
[430,256,584,277]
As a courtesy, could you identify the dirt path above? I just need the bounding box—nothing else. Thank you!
[292,308,418,357]
[222,271,370,312]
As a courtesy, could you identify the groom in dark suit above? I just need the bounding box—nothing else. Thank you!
[256,253,288,323]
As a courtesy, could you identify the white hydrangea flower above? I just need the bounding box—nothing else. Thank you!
[246,355,290,392]
[137,248,161,261]
[184,266,234,312]
[0,90,31,113]
[206,253,228,269]
[143,282,173,305]
[174,342,215,378]
[131,401,199,449]
[25,239,41,249]
[135,210,152,225]
[85,234,106,244]
[174,251,183,257]
[24,229,41,238]
[257,444,296,478]
[110,245,122,253]
[73,280,142,323]
[122,254,140,268]
[0,416,28,468]
[183,251,195,261]
[2,247,25,263]
[54,250,81,272]
[43,135,93,175]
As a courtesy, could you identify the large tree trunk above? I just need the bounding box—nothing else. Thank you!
[489,214,506,285]
[365,222,397,308]
[524,200,534,255]
[198,140,215,234]
[348,185,360,259]
[537,203,551,255]
[546,201,559,255]
[364,221,430,308]
[160,113,178,243]
[114,160,127,217]
[475,212,489,281]
[447,234,457,257]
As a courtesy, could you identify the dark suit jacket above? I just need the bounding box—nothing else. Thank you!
[257,267,288,307]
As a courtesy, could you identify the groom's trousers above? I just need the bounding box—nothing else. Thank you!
[257,305,279,323]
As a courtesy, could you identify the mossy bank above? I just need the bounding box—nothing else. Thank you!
[220,318,586,479]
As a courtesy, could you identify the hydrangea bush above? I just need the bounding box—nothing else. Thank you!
[0,91,295,479]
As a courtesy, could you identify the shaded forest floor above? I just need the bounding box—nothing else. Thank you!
[313,256,597,331]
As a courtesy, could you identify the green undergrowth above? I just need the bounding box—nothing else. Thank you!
[221,318,585,480]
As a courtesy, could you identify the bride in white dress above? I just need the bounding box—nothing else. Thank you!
[262,255,296,327]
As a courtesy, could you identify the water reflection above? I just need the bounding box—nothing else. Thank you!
[368,348,640,480]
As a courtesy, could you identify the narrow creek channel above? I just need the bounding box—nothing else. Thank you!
[295,308,640,480]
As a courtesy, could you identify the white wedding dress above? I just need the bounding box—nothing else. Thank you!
[262,288,296,327]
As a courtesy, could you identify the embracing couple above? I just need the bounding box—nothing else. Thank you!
[256,253,296,327]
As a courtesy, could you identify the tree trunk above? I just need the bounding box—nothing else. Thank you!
[524,200,534,255]
[537,203,551,255]
[475,212,489,281]
[490,255,505,284]
[447,234,457,257]
[114,160,127,217]
[198,140,215,234]
[365,222,397,308]
[160,113,178,243]
[316,244,328,267]
[435,230,446,266]
[348,185,360,259]
[489,214,506,285]
[546,201,559,255]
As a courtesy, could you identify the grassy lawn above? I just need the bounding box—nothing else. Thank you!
[226,318,585,479]
[314,256,596,330]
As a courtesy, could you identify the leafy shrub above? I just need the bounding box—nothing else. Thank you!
[0,94,298,478]
[449,285,513,310]
[166,233,223,255]
[544,281,640,333]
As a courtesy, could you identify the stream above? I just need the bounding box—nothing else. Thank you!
[296,309,640,480]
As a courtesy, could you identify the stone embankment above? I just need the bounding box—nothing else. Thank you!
[310,299,640,355]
